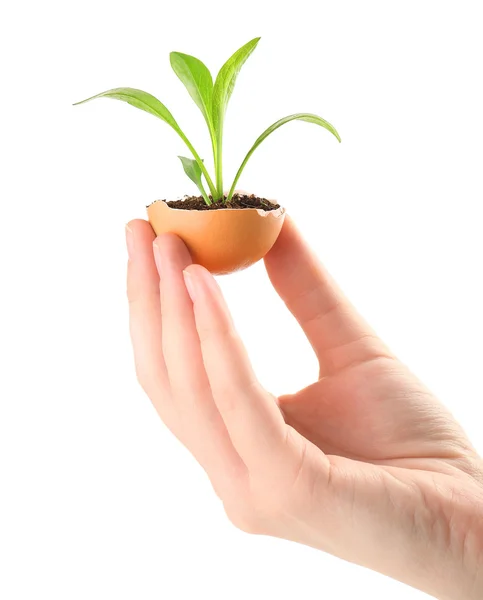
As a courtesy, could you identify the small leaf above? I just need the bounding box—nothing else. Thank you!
[178,156,211,205]
[170,52,214,130]
[227,113,341,201]
[212,37,260,133]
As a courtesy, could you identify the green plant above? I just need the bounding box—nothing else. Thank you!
[74,37,341,205]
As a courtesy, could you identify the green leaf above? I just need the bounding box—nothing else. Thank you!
[178,156,211,205]
[227,113,341,202]
[73,87,217,197]
[212,37,260,131]
[170,52,214,130]
[73,87,181,129]
[212,37,261,197]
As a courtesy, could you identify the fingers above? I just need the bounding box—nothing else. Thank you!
[154,234,201,399]
[126,220,171,414]
[183,264,289,472]
[264,217,392,375]
[153,235,244,488]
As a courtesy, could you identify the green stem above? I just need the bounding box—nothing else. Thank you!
[198,180,211,206]
[209,127,220,202]
[226,151,250,202]
[179,132,217,198]
[214,129,224,201]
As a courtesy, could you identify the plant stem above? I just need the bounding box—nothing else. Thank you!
[214,129,224,201]
[226,159,245,203]
[209,132,220,202]
[199,180,211,206]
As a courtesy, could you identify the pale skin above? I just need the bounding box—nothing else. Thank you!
[125,215,483,600]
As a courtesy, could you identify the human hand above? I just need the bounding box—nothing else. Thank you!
[126,216,483,600]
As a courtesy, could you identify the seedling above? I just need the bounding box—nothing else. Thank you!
[74,37,340,206]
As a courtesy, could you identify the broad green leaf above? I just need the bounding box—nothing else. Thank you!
[212,37,260,132]
[227,113,341,201]
[73,87,181,129]
[170,52,214,130]
[211,37,260,196]
[178,156,211,205]
[73,87,217,197]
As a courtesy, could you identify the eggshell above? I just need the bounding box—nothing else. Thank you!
[147,199,286,275]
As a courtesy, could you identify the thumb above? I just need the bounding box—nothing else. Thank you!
[264,216,392,375]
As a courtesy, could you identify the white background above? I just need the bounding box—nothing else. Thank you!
[1,1,482,598]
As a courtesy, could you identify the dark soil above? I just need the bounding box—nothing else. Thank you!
[148,193,280,211]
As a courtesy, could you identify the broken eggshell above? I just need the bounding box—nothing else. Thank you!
[147,194,286,275]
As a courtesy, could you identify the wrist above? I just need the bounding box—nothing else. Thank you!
[457,523,483,600]
[423,488,483,600]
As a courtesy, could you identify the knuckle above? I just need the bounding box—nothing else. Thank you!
[223,479,302,536]
[198,320,237,347]
[127,270,160,306]
[253,488,292,522]
[215,378,261,411]
[222,437,319,535]
[134,367,152,395]
[127,284,144,307]
[127,286,159,307]
[134,363,163,397]
[134,366,147,389]
[248,444,314,519]
[126,271,138,304]
[247,478,291,522]
[224,505,261,535]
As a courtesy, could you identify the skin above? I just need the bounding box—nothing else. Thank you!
[125,215,483,600]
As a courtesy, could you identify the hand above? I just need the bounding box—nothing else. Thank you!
[126,216,483,600]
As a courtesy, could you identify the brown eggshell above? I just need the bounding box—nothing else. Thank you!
[147,199,286,275]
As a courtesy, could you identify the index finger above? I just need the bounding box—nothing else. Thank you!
[183,264,289,472]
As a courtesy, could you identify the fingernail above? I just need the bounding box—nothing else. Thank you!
[183,270,196,302]
[125,224,134,259]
